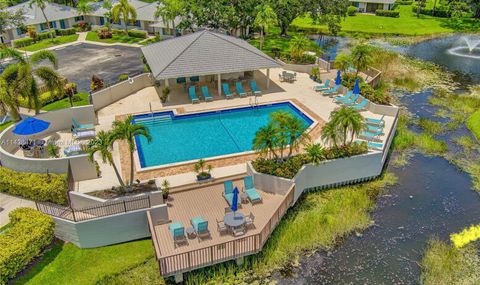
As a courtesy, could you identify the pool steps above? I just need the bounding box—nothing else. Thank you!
[135,115,172,125]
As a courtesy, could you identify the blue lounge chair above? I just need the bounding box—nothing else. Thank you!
[334,91,353,103]
[243,176,262,204]
[366,115,385,126]
[250,81,262,96]
[223,180,241,207]
[351,99,369,111]
[188,86,200,103]
[191,217,210,240]
[313,79,331,91]
[222,83,234,99]
[341,93,359,105]
[366,124,383,133]
[359,129,382,141]
[201,86,213,101]
[235,82,247,97]
[322,85,340,96]
[355,140,383,150]
[168,222,187,247]
[72,119,94,131]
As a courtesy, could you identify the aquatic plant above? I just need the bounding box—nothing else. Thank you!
[451,224,480,248]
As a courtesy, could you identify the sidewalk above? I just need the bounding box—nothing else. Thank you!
[0,193,35,227]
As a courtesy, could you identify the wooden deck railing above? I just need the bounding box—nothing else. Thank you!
[155,186,295,276]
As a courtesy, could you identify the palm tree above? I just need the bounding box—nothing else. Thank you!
[330,106,365,145]
[321,121,341,147]
[285,115,310,158]
[112,0,137,34]
[77,0,93,21]
[29,0,53,39]
[305,143,324,165]
[0,77,20,121]
[86,130,125,187]
[334,53,352,73]
[351,44,373,76]
[253,122,279,159]
[290,35,310,60]
[111,115,151,186]
[0,48,64,116]
[102,0,112,30]
[253,4,277,50]
[155,0,182,37]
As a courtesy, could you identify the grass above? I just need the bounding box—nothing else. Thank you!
[15,239,158,285]
[418,118,443,135]
[467,109,480,141]
[85,31,143,44]
[18,34,79,52]
[292,6,480,36]
[41,93,90,112]
[421,238,480,285]
[96,257,165,285]
[0,121,13,132]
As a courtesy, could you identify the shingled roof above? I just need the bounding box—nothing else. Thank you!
[141,30,281,80]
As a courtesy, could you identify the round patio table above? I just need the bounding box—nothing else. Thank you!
[224,212,245,228]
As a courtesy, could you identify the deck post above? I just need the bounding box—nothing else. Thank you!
[217,74,221,96]
[266,69,270,89]
[174,272,184,283]
[236,256,244,266]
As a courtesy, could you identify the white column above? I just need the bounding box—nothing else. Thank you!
[266,69,270,89]
[164,78,169,87]
[217,74,221,96]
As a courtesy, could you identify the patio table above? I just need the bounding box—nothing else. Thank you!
[224,212,245,228]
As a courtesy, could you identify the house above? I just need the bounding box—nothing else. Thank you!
[350,0,395,13]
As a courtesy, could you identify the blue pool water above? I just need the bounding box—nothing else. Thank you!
[134,102,313,168]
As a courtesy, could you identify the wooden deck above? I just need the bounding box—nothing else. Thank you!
[149,177,294,276]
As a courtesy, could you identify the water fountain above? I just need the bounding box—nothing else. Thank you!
[447,36,480,59]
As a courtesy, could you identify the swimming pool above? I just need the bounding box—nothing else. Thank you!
[134,102,314,168]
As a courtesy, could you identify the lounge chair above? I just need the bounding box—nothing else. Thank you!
[223,180,241,207]
[341,93,359,106]
[367,141,384,150]
[222,83,234,99]
[351,99,369,111]
[235,82,247,97]
[250,81,262,96]
[72,118,94,131]
[201,86,213,101]
[322,85,340,96]
[366,115,385,126]
[313,79,331,91]
[243,176,262,204]
[73,129,95,140]
[191,217,210,240]
[64,144,83,156]
[334,91,353,103]
[188,86,200,103]
[168,222,187,248]
[359,129,382,141]
[366,124,383,133]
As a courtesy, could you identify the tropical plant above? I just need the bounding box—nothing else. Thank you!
[102,0,113,29]
[272,110,310,158]
[193,159,212,179]
[27,25,37,41]
[86,130,125,187]
[0,48,64,117]
[111,115,151,186]
[334,53,352,73]
[289,35,310,60]
[330,106,365,145]
[29,0,53,39]
[76,0,93,20]
[305,143,324,165]
[46,143,59,158]
[155,0,183,37]
[161,179,170,199]
[321,120,341,147]
[253,4,277,50]
[253,122,279,160]
[112,0,137,33]
[351,44,373,76]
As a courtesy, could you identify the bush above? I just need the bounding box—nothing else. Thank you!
[18,90,66,109]
[0,167,68,205]
[73,22,91,32]
[12,37,33,48]
[64,82,77,96]
[0,208,54,285]
[347,6,357,16]
[127,29,147,39]
[118,74,129,82]
[91,75,104,92]
[37,30,56,41]
[97,27,113,39]
[56,28,76,36]
[396,0,413,4]
[375,10,400,17]
[112,29,127,35]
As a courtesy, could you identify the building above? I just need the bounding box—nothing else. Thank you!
[350,0,395,13]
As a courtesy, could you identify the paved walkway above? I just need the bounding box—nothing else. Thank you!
[0,193,35,227]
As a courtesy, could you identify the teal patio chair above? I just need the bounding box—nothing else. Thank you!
[341,93,359,105]
[351,99,369,111]
[359,129,382,141]
[188,86,200,103]
[191,217,210,240]
[366,124,383,134]
[243,176,262,204]
[250,81,262,96]
[366,115,385,126]
[223,180,241,207]
[322,85,340,96]
[168,222,187,248]
[313,79,331,91]
[222,83,234,99]
[334,91,353,103]
[235,82,247,97]
[201,86,213,101]
[72,118,94,131]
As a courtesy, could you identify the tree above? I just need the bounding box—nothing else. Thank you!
[330,106,365,145]
[111,115,151,186]
[155,0,183,37]
[253,122,279,159]
[86,130,125,187]
[253,4,277,50]
[111,0,137,33]
[102,0,112,30]
[271,0,304,36]
[306,0,349,35]
[305,143,324,165]
[76,0,93,21]
[351,44,373,76]
[334,53,351,73]
[270,110,309,159]
[29,0,53,39]
[0,1,25,36]
[290,35,310,60]
[321,120,341,147]
[0,48,64,116]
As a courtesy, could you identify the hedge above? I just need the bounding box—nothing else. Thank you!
[37,30,56,41]
[12,37,33,48]
[18,90,68,109]
[411,5,451,17]
[375,10,400,17]
[56,28,77,36]
[0,167,68,205]
[0,208,54,285]
[127,29,147,39]
[396,0,413,4]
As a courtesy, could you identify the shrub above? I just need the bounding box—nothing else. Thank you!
[127,29,147,39]
[118,74,129,82]
[161,87,170,103]
[411,5,451,17]
[112,29,127,35]
[375,10,400,17]
[396,0,412,4]
[64,82,78,96]
[91,75,104,92]
[347,6,357,16]
[97,28,113,39]
[26,25,36,40]
[37,30,56,41]
[0,167,68,205]
[18,89,68,109]
[73,22,91,32]
[12,37,33,48]
[0,208,54,285]
[56,28,76,36]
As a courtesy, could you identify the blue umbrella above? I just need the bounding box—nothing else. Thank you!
[13,117,50,135]
[231,187,239,214]
[335,70,342,85]
[353,79,360,94]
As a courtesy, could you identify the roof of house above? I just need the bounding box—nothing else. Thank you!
[141,30,281,80]
[7,1,78,26]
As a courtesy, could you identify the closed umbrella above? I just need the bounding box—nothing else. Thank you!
[353,79,361,94]
[231,187,239,214]
[13,117,50,136]
[335,70,342,86]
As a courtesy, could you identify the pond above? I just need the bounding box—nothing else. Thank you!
[276,35,480,284]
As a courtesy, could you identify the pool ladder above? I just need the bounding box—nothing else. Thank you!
[249,95,259,107]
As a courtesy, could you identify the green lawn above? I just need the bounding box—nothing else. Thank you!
[18,34,79,52]
[467,109,480,141]
[292,6,480,35]
[41,92,90,112]
[15,239,156,285]
[85,31,143,44]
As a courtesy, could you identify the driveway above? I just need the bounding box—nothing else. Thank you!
[0,193,35,227]
[51,43,145,92]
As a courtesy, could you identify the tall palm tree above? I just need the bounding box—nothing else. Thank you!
[321,120,341,147]
[334,53,352,73]
[155,0,182,37]
[29,0,53,39]
[351,44,373,76]
[102,0,113,30]
[0,48,64,116]
[290,35,310,60]
[253,4,277,50]
[111,115,151,186]
[285,115,310,158]
[86,130,125,187]
[77,0,93,21]
[0,77,20,121]
[112,0,137,34]
[253,122,279,159]
[330,106,365,145]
